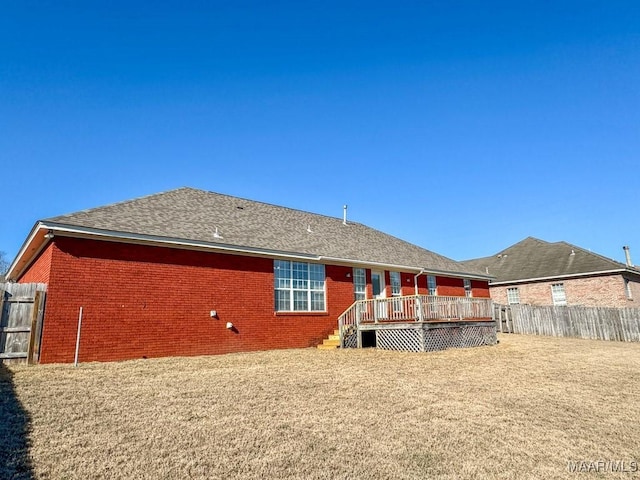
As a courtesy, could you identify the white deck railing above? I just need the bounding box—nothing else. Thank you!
[338,295,494,345]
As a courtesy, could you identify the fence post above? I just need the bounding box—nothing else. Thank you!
[27,291,41,365]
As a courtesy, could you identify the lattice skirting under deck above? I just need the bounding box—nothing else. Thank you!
[346,324,496,352]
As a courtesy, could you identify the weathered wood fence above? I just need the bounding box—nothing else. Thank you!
[0,283,47,364]
[495,304,640,342]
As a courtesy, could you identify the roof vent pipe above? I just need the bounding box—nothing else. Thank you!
[623,246,633,267]
[343,205,348,225]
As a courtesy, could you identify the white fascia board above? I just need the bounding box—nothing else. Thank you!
[43,222,320,261]
[490,269,628,286]
[318,256,493,281]
[5,222,47,280]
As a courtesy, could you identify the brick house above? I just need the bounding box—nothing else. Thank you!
[462,237,640,307]
[6,187,492,363]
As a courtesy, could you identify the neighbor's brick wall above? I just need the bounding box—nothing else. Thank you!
[625,275,640,304]
[490,274,636,308]
[30,237,355,363]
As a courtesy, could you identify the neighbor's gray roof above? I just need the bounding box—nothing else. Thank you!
[46,187,486,277]
[461,237,640,283]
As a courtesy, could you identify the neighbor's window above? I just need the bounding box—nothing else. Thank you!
[427,275,437,296]
[464,279,473,297]
[274,260,326,312]
[551,283,567,306]
[353,268,366,301]
[507,287,520,305]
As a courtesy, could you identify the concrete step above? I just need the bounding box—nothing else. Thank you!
[317,343,339,350]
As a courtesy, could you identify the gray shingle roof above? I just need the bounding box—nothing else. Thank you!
[46,187,486,277]
[461,237,639,283]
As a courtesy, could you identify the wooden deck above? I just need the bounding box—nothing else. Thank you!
[338,295,496,352]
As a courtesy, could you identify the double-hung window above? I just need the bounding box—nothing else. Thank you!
[274,260,326,312]
[427,275,437,296]
[464,279,473,297]
[353,268,366,301]
[390,271,402,312]
[551,283,567,306]
[507,287,520,305]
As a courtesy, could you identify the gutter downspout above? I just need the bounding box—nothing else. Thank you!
[414,269,425,295]
[414,269,425,322]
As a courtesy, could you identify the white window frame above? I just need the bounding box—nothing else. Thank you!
[389,271,402,313]
[506,287,520,305]
[274,260,326,312]
[353,268,366,301]
[427,275,437,296]
[464,279,473,297]
[551,283,567,306]
[390,271,401,296]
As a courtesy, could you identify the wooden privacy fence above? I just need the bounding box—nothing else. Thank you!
[0,283,47,364]
[496,304,640,342]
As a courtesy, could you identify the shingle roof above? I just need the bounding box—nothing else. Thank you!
[461,237,639,283]
[46,187,487,277]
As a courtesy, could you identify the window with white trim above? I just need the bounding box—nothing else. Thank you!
[551,283,567,306]
[427,275,437,296]
[353,268,366,301]
[507,287,520,305]
[390,271,402,312]
[390,272,401,296]
[274,260,326,311]
[464,279,473,297]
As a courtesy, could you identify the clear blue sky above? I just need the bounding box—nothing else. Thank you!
[1,1,639,266]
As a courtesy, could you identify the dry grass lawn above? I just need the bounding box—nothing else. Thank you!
[2,334,640,479]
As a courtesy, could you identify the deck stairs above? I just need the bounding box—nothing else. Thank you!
[317,329,341,350]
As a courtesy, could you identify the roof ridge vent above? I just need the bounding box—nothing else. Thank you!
[570,249,575,256]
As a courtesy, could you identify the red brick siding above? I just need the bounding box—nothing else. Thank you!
[436,276,465,297]
[18,243,53,284]
[471,280,491,298]
[21,236,491,363]
[37,237,354,363]
[490,274,638,308]
[400,272,415,295]
[415,274,428,295]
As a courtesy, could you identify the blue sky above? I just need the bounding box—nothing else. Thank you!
[1,1,639,266]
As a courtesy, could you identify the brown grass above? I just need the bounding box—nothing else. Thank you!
[3,334,640,479]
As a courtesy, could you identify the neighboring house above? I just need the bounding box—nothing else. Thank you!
[7,187,491,363]
[461,237,640,308]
